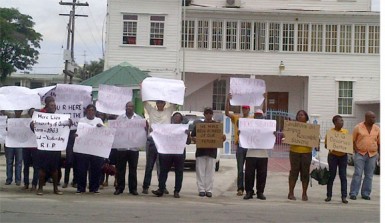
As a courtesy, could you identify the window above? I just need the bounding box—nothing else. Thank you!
[122,15,138,45]
[226,21,237,50]
[212,21,223,49]
[212,80,226,110]
[368,25,380,54]
[311,24,323,52]
[269,23,280,51]
[297,24,309,52]
[182,20,195,48]
[338,81,353,115]
[197,20,209,49]
[240,22,252,50]
[254,22,266,51]
[354,25,366,53]
[150,16,165,46]
[325,25,337,52]
[340,25,352,53]
[282,23,295,51]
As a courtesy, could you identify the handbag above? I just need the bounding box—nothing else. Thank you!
[310,154,330,185]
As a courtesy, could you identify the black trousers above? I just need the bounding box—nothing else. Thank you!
[158,153,185,193]
[245,157,268,195]
[115,150,139,193]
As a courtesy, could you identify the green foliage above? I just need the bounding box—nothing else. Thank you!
[76,58,104,80]
[0,8,42,80]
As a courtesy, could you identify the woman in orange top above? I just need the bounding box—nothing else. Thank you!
[324,115,349,204]
[288,110,312,201]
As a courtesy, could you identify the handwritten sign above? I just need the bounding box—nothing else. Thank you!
[196,123,223,148]
[283,120,320,147]
[32,112,71,151]
[326,130,354,154]
[5,118,37,148]
[73,123,116,158]
[141,77,185,105]
[151,124,189,154]
[0,116,6,144]
[238,118,276,149]
[109,119,147,148]
[229,78,265,106]
[96,85,133,115]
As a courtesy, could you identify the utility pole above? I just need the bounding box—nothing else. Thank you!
[59,0,89,84]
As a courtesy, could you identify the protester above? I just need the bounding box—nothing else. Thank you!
[142,100,176,194]
[287,110,312,201]
[242,109,269,200]
[225,93,252,196]
[349,111,380,201]
[191,107,225,198]
[114,102,145,196]
[152,112,191,198]
[74,104,105,194]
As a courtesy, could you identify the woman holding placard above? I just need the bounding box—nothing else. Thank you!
[287,110,312,201]
[324,115,349,204]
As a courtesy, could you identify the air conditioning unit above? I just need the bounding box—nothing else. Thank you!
[226,0,241,8]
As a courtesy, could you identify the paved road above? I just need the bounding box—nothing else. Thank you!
[0,153,380,223]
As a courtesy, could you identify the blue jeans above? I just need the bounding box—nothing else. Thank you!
[236,146,247,191]
[349,153,377,197]
[326,153,347,198]
[5,147,23,184]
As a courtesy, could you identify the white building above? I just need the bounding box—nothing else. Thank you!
[104,0,380,138]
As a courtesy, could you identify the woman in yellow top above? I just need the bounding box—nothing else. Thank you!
[324,115,349,204]
[288,110,312,201]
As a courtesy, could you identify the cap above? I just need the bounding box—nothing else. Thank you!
[242,105,250,109]
[255,109,264,114]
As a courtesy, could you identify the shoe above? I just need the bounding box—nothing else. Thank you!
[243,193,253,200]
[349,195,357,200]
[199,192,205,197]
[174,192,180,198]
[114,190,123,195]
[142,188,149,194]
[130,190,139,196]
[257,193,266,200]
[75,191,84,194]
[30,185,37,191]
[5,182,11,185]
[36,189,43,195]
[23,185,29,190]
[206,192,212,198]
[164,188,169,194]
[62,183,68,188]
[342,198,348,204]
[325,197,331,202]
[237,190,243,196]
[152,189,164,197]
[71,182,77,188]
[54,190,63,195]
[93,191,100,194]
[16,182,21,186]
[362,195,371,200]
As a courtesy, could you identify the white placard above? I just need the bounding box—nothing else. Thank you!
[73,122,116,158]
[32,112,71,151]
[109,119,147,148]
[55,84,92,129]
[5,118,37,148]
[229,78,266,106]
[0,87,41,110]
[96,85,133,115]
[151,124,189,154]
[141,77,185,105]
[238,118,276,149]
[0,116,7,144]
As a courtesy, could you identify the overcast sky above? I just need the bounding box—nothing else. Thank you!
[2,0,381,75]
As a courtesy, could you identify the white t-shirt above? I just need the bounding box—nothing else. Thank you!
[116,113,144,151]
[144,101,176,125]
[78,117,104,127]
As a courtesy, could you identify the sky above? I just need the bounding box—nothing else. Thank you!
[1,0,381,75]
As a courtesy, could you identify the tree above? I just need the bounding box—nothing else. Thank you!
[0,8,42,80]
[76,58,104,80]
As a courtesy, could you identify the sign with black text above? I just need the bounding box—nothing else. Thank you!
[196,123,223,148]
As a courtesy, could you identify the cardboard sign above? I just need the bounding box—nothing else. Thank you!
[141,77,185,105]
[326,130,354,154]
[73,123,116,158]
[32,112,71,151]
[283,120,320,147]
[109,119,147,148]
[5,118,37,148]
[196,123,223,148]
[229,78,266,106]
[238,118,276,149]
[151,124,189,154]
[96,85,133,115]
[0,116,6,144]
